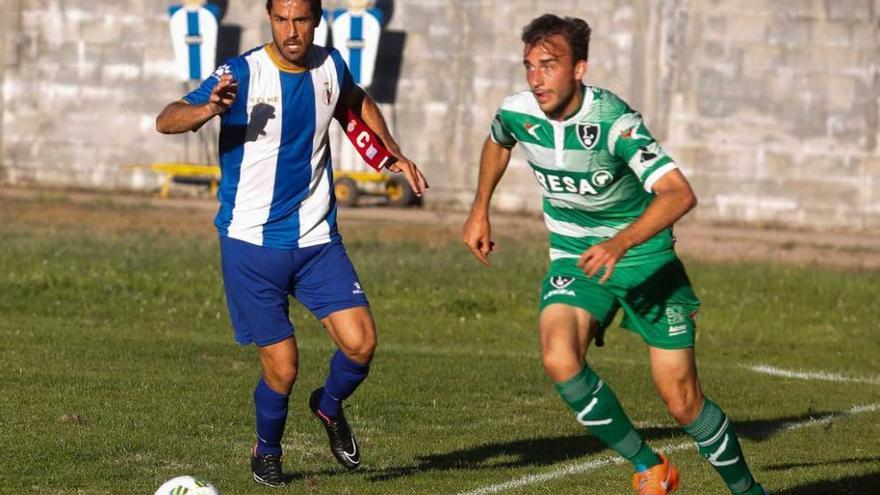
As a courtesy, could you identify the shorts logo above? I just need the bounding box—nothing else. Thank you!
[550,276,575,289]
[576,123,600,149]
[352,281,364,295]
[545,276,576,300]
[666,306,688,337]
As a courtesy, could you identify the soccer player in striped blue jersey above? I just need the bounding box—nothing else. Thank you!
[156,0,427,487]
[463,14,766,495]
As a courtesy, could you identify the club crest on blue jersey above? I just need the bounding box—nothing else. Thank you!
[576,122,600,149]
[212,63,232,78]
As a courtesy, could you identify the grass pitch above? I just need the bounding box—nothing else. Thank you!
[0,193,878,494]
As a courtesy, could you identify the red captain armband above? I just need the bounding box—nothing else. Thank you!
[343,108,398,171]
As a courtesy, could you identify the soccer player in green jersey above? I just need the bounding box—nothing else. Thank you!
[463,14,767,495]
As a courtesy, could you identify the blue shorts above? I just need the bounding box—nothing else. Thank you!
[219,236,369,347]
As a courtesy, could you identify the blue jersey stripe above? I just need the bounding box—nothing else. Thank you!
[325,157,339,239]
[262,72,316,247]
[186,11,202,80]
[349,15,363,84]
[215,59,251,236]
[329,49,352,97]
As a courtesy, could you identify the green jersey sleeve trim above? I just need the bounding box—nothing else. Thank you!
[607,110,677,191]
[490,110,517,149]
[643,162,679,192]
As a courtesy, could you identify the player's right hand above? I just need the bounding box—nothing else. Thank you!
[207,74,237,115]
[462,214,496,266]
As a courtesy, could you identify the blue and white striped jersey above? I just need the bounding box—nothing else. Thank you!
[184,44,353,249]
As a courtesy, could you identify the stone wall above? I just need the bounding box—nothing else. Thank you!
[2,0,879,229]
[664,0,880,229]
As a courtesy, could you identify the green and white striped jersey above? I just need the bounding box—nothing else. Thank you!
[490,85,678,266]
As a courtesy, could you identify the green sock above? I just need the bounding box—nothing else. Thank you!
[683,398,760,494]
[555,365,661,470]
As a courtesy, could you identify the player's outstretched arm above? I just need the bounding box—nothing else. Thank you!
[578,169,697,283]
[339,85,428,197]
[156,74,238,134]
[463,137,513,266]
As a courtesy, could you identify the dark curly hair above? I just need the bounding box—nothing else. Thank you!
[265,0,323,21]
[521,14,591,63]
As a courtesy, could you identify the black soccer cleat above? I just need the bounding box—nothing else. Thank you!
[251,452,286,487]
[309,387,361,470]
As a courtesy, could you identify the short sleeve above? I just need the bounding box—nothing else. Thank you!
[489,110,517,149]
[182,62,234,106]
[607,112,677,192]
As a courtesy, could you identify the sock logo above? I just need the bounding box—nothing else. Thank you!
[698,417,741,467]
[575,381,614,427]
[707,434,740,467]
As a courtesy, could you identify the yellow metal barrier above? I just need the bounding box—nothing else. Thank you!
[334,170,418,207]
[129,163,416,206]
[130,162,221,198]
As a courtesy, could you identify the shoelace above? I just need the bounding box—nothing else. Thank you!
[259,455,284,483]
[634,469,665,494]
[327,418,351,441]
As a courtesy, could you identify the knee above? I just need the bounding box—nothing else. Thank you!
[664,393,703,425]
[541,350,581,382]
[265,363,298,394]
[340,329,376,365]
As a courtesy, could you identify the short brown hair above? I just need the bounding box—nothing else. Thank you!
[265,0,323,21]
[522,14,591,62]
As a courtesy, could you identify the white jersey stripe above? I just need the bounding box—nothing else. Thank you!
[227,50,281,245]
[544,213,628,239]
[550,248,580,261]
[520,142,556,169]
[500,91,545,120]
[298,51,341,247]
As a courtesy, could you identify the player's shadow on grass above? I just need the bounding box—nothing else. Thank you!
[771,471,880,494]
[764,456,880,471]
[365,410,844,482]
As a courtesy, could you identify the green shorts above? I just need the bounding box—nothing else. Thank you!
[539,256,700,349]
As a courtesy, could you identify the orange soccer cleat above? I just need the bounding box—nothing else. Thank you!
[631,453,680,495]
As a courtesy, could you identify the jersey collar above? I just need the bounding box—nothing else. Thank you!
[559,85,593,125]
[265,43,309,74]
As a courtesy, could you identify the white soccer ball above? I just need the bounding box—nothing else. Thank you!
[154,475,221,495]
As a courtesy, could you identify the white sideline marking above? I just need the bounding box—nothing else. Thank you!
[781,402,880,432]
[456,402,880,495]
[456,441,692,495]
[746,364,880,386]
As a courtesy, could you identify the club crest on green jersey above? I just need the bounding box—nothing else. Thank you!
[576,122,600,149]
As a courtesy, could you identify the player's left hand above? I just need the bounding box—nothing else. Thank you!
[387,157,429,197]
[577,237,629,284]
